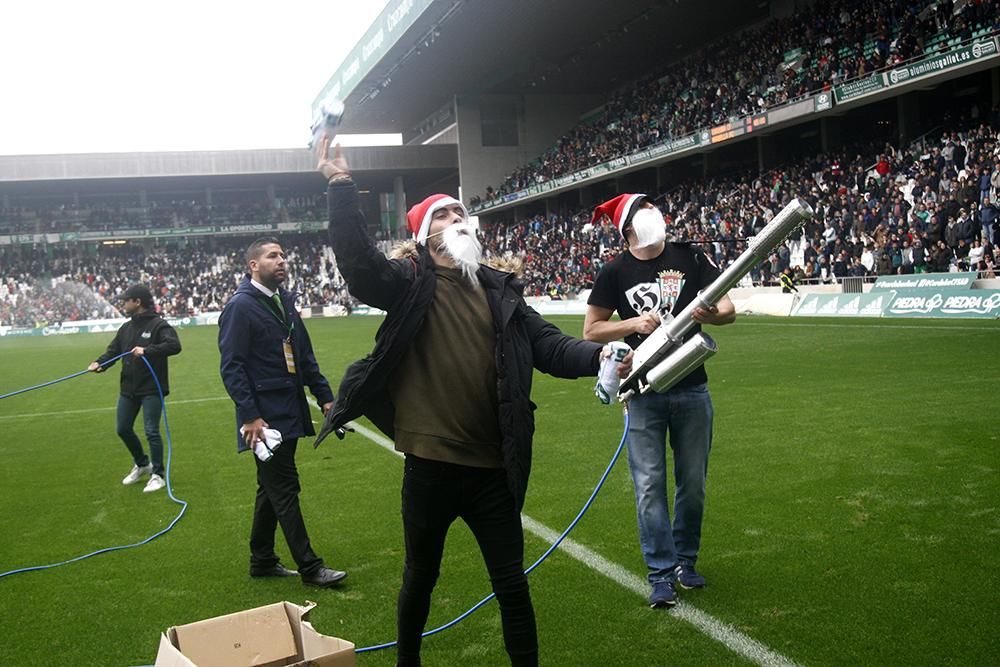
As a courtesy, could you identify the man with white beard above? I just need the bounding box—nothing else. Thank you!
[314,137,630,666]
[583,194,735,609]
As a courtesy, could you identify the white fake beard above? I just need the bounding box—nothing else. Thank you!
[437,222,483,286]
[630,207,667,248]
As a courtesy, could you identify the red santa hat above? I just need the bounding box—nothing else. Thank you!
[590,194,647,238]
[406,194,468,244]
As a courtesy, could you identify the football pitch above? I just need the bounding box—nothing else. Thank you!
[1,315,997,666]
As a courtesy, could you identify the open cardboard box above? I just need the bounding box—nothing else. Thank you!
[154,601,355,667]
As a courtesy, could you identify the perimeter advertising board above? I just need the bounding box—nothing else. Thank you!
[883,289,1000,318]
[871,272,977,291]
[792,288,1000,319]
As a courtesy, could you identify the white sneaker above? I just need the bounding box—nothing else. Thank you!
[122,463,153,485]
[143,474,166,493]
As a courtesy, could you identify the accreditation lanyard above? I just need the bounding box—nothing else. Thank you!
[258,295,297,374]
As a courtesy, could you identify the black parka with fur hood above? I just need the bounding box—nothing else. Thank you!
[317,181,602,510]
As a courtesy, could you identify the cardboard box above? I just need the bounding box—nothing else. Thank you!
[155,601,355,667]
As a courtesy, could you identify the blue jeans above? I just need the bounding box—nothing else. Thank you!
[626,383,713,584]
[116,394,164,477]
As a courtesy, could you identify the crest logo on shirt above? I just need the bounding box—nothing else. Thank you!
[623,270,687,316]
[140,331,152,338]
[657,270,686,314]
[624,282,660,314]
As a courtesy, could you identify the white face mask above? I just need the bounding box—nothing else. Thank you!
[629,207,666,248]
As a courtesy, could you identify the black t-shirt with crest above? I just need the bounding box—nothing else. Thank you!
[588,242,720,388]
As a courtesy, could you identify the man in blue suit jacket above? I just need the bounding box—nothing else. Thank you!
[218,236,346,588]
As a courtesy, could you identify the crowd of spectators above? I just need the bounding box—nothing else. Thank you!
[472,0,1000,205]
[0,234,352,328]
[0,194,327,235]
[479,211,622,298]
[4,121,1000,325]
[478,120,1000,296]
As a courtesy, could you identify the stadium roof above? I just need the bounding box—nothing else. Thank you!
[316,0,767,136]
[0,145,457,197]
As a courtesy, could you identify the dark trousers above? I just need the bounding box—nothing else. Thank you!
[250,438,324,575]
[396,455,537,667]
[116,394,164,477]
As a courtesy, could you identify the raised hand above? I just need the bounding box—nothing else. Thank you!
[315,134,350,182]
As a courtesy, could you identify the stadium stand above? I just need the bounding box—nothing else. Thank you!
[476,119,1000,297]
[3,0,999,325]
[0,235,353,327]
[4,119,997,324]
[471,0,1000,205]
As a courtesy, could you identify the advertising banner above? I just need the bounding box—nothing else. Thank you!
[871,272,977,291]
[792,292,894,317]
[470,131,702,213]
[886,36,998,86]
[0,221,329,246]
[792,287,1000,318]
[0,326,42,338]
[0,314,221,338]
[813,91,833,112]
[833,37,999,105]
[883,289,1000,318]
[833,74,885,103]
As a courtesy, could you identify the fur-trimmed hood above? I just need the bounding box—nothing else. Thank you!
[388,240,524,277]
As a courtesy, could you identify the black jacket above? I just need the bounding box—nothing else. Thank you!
[318,181,602,510]
[95,311,182,396]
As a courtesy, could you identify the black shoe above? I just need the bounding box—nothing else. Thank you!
[250,563,299,578]
[301,566,348,588]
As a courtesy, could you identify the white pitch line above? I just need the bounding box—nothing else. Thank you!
[343,419,800,667]
[0,396,230,420]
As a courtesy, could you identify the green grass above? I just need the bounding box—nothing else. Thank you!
[1,316,998,666]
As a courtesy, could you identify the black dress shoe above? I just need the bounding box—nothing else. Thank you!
[301,566,348,588]
[250,563,299,578]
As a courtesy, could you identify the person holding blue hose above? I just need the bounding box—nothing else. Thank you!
[315,137,632,666]
[88,284,181,494]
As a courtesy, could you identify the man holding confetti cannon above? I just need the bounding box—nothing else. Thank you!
[584,193,811,609]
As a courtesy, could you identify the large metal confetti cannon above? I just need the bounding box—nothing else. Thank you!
[618,198,814,401]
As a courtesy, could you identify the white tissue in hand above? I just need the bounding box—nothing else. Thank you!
[239,426,283,461]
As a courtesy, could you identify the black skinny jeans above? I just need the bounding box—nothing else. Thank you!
[396,454,538,667]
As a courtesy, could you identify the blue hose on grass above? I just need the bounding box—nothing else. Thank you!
[1,354,625,658]
[0,352,188,579]
[354,406,630,654]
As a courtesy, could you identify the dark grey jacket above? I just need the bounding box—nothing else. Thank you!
[318,181,601,510]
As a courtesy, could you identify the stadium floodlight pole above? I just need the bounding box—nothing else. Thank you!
[618,197,814,402]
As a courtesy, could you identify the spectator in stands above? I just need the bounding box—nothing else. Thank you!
[980,196,997,245]
[87,284,181,493]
